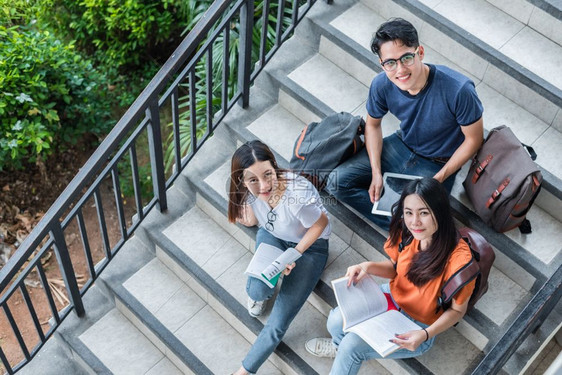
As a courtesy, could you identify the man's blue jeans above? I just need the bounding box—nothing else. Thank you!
[242,228,329,373]
[326,284,435,375]
[325,132,457,230]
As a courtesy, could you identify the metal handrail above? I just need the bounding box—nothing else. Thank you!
[472,266,562,374]
[0,0,234,294]
[0,0,318,372]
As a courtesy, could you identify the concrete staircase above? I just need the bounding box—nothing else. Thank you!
[19,0,562,374]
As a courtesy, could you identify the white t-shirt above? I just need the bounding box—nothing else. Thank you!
[248,173,331,243]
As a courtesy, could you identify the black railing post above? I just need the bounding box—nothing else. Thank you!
[146,100,168,212]
[238,0,254,108]
[0,345,12,375]
[50,226,85,317]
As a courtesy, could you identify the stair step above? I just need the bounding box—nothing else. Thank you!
[288,54,367,114]
[121,258,283,374]
[429,0,529,50]
[42,238,192,375]
[428,0,562,91]
[158,201,395,374]
[78,308,183,375]
[245,105,306,162]
[459,0,562,50]
[92,229,211,375]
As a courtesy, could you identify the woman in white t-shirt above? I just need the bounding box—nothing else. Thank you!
[228,140,331,375]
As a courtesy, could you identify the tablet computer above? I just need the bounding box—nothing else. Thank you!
[371,173,421,216]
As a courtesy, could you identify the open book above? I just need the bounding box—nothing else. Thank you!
[244,243,301,288]
[331,276,421,357]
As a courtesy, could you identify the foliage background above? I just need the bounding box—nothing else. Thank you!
[1,0,293,193]
[0,0,204,171]
[0,25,112,169]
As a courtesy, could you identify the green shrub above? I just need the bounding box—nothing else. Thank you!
[0,0,37,26]
[35,0,193,107]
[0,24,112,170]
[39,0,189,71]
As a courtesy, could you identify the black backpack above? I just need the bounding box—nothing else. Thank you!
[398,227,495,314]
[289,112,364,189]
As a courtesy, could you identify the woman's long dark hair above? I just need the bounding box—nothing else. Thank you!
[388,177,458,286]
[227,140,285,223]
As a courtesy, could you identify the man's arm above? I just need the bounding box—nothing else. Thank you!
[433,117,484,183]
[364,114,384,202]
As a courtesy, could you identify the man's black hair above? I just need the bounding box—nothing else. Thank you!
[370,18,419,56]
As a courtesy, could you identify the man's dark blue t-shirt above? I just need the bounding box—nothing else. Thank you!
[366,64,483,158]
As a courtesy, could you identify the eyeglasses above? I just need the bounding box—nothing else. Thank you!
[380,47,419,72]
[265,210,277,231]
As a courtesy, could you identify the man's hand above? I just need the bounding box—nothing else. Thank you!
[433,117,484,183]
[432,173,445,184]
[368,173,384,203]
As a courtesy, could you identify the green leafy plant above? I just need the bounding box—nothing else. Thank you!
[164,0,295,170]
[38,0,190,70]
[0,24,112,170]
[0,0,37,26]
[36,0,196,108]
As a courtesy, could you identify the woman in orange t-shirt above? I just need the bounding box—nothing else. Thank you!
[306,177,476,374]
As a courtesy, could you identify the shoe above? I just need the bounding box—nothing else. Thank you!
[305,338,337,358]
[247,297,267,317]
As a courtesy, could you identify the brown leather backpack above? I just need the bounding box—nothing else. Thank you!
[463,125,542,233]
[436,227,495,313]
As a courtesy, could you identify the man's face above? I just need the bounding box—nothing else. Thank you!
[379,41,425,94]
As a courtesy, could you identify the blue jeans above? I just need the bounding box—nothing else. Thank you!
[325,132,457,230]
[242,228,329,373]
[327,284,435,375]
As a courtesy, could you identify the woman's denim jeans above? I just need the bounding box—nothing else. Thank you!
[325,132,457,230]
[327,284,435,375]
[242,228,329,373]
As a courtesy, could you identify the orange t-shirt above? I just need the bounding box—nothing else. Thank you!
[385,237,476,325]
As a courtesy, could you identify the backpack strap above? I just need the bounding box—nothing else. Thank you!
[518,182,542,234]
[436,252,480,314]
[522,143,537,161]
[394,233,413,270]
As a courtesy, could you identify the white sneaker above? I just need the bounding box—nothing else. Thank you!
[305,338,337,358]
[247,297,267,317]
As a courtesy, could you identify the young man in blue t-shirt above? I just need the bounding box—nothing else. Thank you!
[325,18,484,230]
